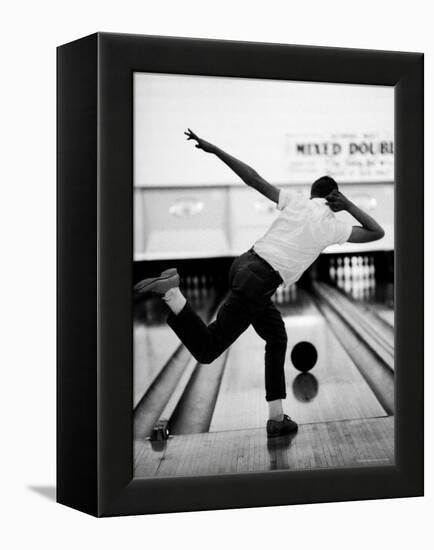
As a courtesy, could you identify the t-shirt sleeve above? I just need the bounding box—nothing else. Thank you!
[277,189,294,211]
[333,219,353,245]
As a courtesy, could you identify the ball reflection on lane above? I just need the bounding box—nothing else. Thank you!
[292,373,319,402]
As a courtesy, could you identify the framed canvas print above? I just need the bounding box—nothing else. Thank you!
[57,33,424,517]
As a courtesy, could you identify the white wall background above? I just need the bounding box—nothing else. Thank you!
[1,2,432,550]
[135,74,393,186]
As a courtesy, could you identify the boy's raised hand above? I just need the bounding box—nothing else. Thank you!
[184,128,216,153]
[325,190,352,212]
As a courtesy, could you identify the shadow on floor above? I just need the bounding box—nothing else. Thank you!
[27,485,56,502]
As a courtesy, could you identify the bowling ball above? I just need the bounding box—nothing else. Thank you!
[290,341,318,372]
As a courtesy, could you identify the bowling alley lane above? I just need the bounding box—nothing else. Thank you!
[209,286,386,432]
[134,298,180,407]
[362,281,394,329]
[134,286,218,408]
[329,254,394,329]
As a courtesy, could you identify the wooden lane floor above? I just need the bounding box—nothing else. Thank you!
[365,282,394,329]
[134,298,180,408]
[376,310,394,328]
[341,280,394,329]
[209,287,387,432]
[134,416,394,477]
[133,288,217,408]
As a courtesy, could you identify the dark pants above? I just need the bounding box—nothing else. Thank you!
[167,249,287,401]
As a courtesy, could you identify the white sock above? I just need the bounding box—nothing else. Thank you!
[162,287,186,315]
[268,399,284,421]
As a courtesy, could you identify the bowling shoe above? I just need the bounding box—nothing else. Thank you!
[134,268,180,299]
[266,414,298,438]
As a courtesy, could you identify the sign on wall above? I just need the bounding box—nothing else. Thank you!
[286,132,394,183]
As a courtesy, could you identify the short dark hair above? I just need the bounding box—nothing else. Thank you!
[310,176,338,198]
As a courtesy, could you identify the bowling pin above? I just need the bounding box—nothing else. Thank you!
[344,256,351,281]
[355,256,364,300]
[329,257,336,281]
[369,256,376,279]
[349,263,356,298]
[349,263,357,299]
[369,257,376,295]
[363,258,370,290]
[351,256,357,278]
[200,274,206,301]
[193,275,199,295]
[186,275,192,299]
[336,257,344,287]
[365,257,374,299]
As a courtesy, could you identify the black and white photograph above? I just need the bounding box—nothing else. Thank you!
[132,73,395,478]
[2,0,430,540]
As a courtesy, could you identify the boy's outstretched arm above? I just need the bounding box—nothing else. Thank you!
[326,190,385,243]
[184,129,279,203]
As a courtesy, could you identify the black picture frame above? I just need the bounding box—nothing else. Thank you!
[57,32,424,517]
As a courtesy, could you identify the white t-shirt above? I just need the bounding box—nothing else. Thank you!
[253,189,352,286]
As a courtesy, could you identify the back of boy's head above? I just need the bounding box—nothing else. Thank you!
[310,176,338,198]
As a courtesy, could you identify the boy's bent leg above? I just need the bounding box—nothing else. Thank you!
[167,290,253,365]
[252,301,288,402]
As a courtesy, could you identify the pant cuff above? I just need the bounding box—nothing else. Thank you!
[265,392,287,402]
[166,300,190,328]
